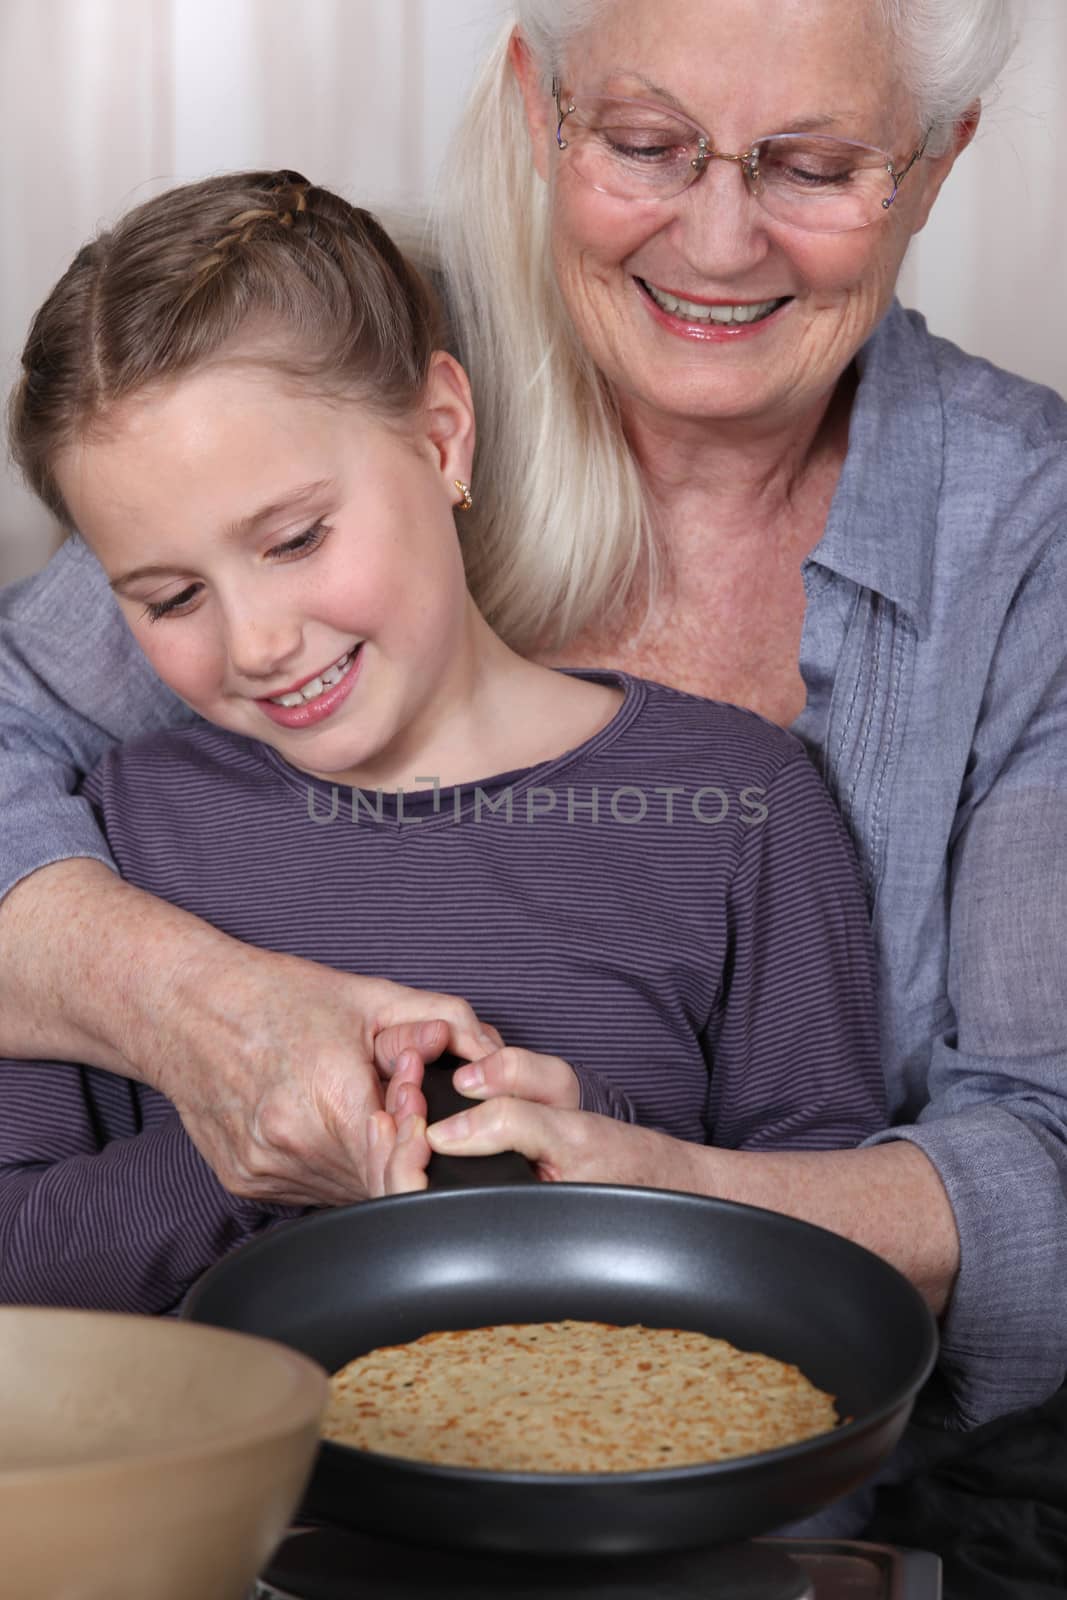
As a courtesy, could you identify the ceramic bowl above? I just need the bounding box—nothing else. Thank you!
[0,1306,327,1599]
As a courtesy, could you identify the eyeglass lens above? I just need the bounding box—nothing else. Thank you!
[558,97,901,232]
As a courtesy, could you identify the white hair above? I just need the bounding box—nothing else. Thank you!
[877,0,1020,151]
[435,1,1019,653]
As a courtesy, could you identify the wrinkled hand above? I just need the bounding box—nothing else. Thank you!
[150,943,501,1206]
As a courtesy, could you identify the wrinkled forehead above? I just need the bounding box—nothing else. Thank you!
[558,0,905,141]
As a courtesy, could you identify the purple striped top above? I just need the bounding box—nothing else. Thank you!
[0,672,883,1313]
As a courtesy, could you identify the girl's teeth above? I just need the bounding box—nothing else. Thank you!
[644,282,780,324]
[269,650,353,707]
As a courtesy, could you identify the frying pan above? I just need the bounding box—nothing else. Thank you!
[183,1060,937,1557]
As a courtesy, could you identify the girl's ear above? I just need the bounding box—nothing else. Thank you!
[420,351,476,498]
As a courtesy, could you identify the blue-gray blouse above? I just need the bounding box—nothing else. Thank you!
[1,301,1065,1429]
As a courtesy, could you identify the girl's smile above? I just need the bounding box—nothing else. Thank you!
[256,642,363,728]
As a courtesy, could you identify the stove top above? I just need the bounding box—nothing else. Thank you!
[254,1531,941,1599]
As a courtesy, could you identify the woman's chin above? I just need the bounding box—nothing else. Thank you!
[621,366,806,432]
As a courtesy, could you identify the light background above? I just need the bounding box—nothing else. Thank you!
[2,0,1064,584]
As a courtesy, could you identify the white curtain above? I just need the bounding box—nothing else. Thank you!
[2,0,1064,584]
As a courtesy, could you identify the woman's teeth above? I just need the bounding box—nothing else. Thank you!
[269,649,356,708]
[643,281,782,324]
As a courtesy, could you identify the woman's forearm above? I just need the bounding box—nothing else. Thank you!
[0,858,501,1205]
[706,1139,960,1315]
[0,859,233,1077]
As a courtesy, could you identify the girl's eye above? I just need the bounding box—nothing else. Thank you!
[143,584,202,622]
[267,520,329,559]
[139,521,328,622]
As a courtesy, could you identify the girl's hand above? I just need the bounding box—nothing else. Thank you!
[365,1044,582,1195]
[373,1035,580,1112]
[426,1092,703,1189]
[370,1043,701,1193]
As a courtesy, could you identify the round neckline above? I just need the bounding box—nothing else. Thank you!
[259,669,647,830]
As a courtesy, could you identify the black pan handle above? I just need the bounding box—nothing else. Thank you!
[422,1054,538,1189]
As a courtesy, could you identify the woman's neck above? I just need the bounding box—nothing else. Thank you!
[619,369,855,539]
[534,370,858,727]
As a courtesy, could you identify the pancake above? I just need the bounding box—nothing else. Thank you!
[321,1320,838,1473]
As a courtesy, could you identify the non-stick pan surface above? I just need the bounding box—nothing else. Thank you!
[184,1181,936,1557]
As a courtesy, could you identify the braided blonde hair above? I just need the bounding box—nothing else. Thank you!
[10,171,441,529]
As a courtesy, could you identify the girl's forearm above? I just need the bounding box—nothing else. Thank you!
[0,1112,287,1313]
[704,1139,960,1315]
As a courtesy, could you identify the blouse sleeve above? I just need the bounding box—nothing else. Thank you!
[0,536,194,900]
[865,524,1067,1428]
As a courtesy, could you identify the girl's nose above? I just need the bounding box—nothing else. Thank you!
[225,608,303,685]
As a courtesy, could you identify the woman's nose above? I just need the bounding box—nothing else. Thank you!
[675,159,773,278]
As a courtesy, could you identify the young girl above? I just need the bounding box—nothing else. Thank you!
[3,171,882,1313]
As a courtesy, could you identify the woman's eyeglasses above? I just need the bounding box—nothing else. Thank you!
[551,82,929,235]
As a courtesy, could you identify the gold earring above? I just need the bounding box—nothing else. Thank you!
[453,479,473,513]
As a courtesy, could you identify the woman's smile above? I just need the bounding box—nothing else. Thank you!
[636,276,793,340]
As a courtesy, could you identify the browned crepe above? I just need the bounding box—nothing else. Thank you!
[322,1320,838,1473]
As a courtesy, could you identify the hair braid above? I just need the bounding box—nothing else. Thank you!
[182,172,312,305]
[8,170,441,530]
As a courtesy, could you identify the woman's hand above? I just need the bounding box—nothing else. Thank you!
[150,956,504,1207]
[0,864,504,1208]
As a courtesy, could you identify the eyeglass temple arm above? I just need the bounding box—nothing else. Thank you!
[882,129,931,210]
[551,77,576,149]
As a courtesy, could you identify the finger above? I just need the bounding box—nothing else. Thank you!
[364,1109,398,1199]
[451,1048,580,1110]
[373,999,501,1073]
[388,1078,428,1127]
[383,1114,430,1195]
[385,1052,425,1116]
[426,1097,562,1167]
[375,1020,447,1078]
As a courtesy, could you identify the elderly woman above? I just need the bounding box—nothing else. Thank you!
[0,0,1063,1532]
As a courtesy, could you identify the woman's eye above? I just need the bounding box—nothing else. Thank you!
[143,584,201,622]
[603,129,689,164]
[786,165,853,188]
[267,520,329,559]
[760,146,856,188]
